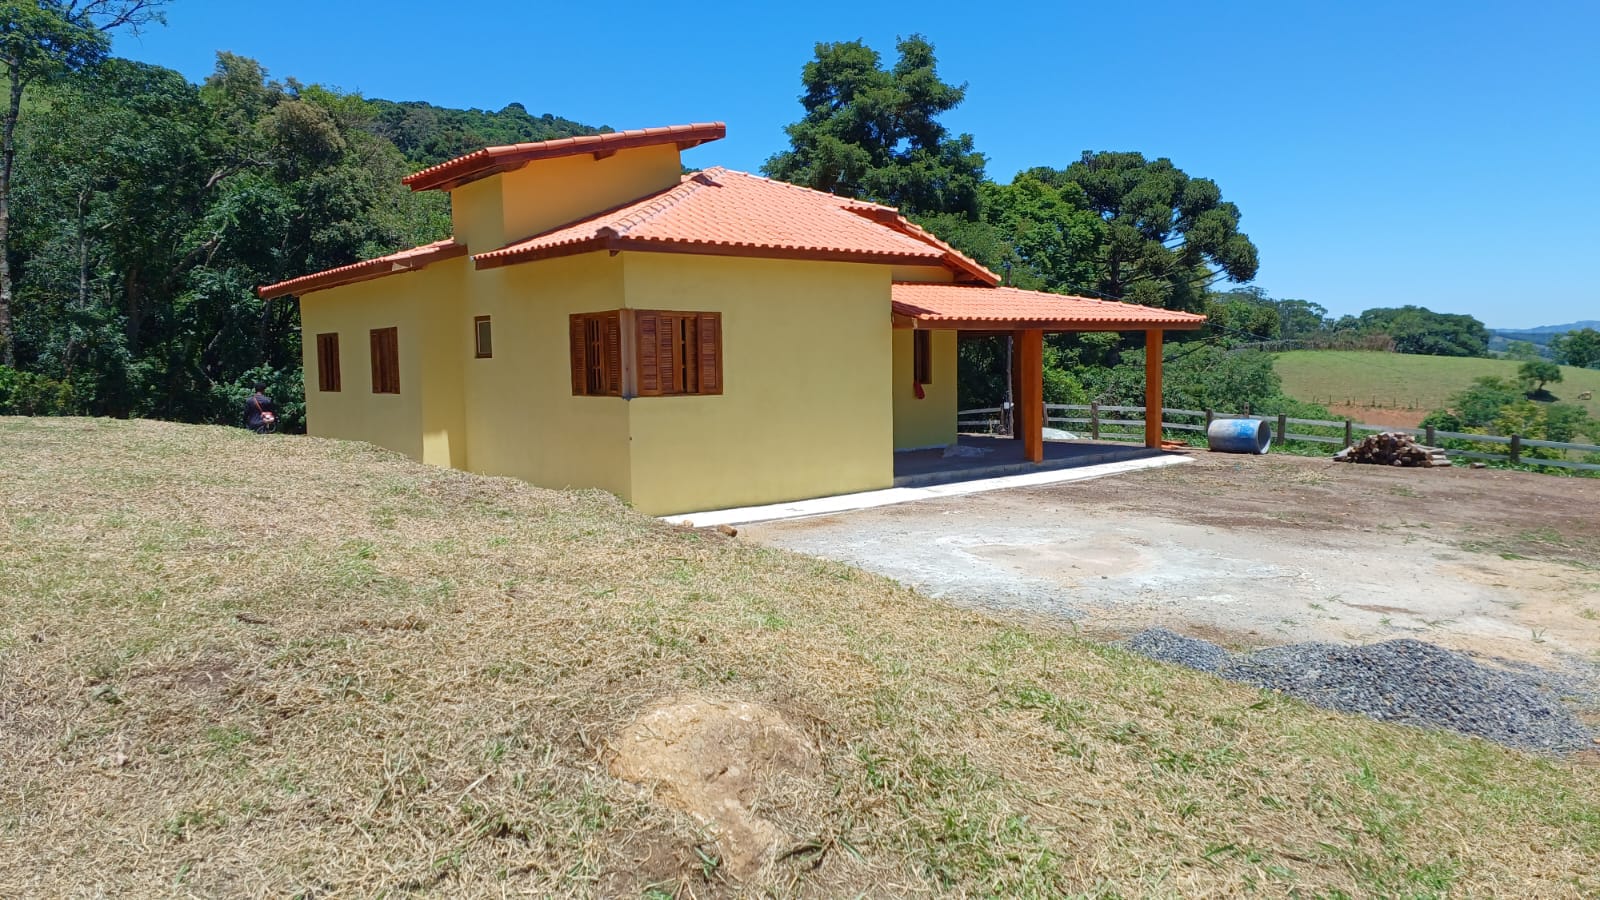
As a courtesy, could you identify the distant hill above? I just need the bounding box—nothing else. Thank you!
[1495,320,1600,335]
[365,99,606,168]
[1488,321,1600,354]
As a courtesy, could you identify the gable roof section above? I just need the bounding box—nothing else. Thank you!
[474,168,1000,281]
[892,282,1207,331]
[257,239,467,300]
[403,122,726,192]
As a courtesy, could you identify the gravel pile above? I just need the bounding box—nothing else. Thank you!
[1123,630,1596,753]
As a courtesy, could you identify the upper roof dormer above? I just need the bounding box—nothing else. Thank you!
[405,123,726,253]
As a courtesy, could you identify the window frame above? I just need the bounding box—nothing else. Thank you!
[474,315,493,359]
[316,332,341,392]
[370,326,400,394]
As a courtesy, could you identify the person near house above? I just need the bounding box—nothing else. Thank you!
[244,382,278,434]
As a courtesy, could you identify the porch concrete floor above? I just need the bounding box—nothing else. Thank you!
[893,434,1165,488]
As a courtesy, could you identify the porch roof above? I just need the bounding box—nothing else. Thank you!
[891,282,1207,332]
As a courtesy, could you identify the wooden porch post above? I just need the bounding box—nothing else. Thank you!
[1144,328,1164,449]
[1019,329,1044,463]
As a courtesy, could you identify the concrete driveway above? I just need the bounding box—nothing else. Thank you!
[742,453,1600,680]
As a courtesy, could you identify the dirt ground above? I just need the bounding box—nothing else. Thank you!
[745,453,1600,684]
[1325,404,1428,428]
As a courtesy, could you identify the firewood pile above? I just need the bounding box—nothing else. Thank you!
[1333,432,1452,467]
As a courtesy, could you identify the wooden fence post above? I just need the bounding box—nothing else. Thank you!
[1243,402,1252,417]
[1509,434,1521,464]
[1425,424,1436,447]
[1205,409,1214,429]
[1277,413,1287,446]
[1090,402,1100,440]
[1344,419,1354,448]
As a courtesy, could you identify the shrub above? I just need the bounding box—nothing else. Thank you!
[0,366,81,416]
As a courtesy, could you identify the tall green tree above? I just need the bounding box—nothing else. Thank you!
[0,0,167,365]
[1025,154,1259,311]
[1550,327,1600,368]
[763,35,985,217]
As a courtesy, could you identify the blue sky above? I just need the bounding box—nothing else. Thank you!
[116,1,1599,328]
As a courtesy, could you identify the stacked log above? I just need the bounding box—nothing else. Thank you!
[1334,432,1452,467]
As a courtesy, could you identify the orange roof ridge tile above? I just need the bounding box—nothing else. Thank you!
[602,168,723,236]
[404,122,726,192]
[258,239,467,299]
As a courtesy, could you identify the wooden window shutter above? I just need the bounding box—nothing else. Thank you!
[370,330,382,392]
[913,330,932,385]
[370,328,398,394]
[317,333,341,392]
[569,314,586,395]
[657,313,679,395]
[697,313,722,395]
[603,312,622,396]
[636,312,661,396]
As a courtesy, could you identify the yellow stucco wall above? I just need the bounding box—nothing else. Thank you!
[300,261,471,463]
[891,265,957,284]
[891,328,958,450]
[621,253,895,515]
[450,144,683,252]
[460,252,633,500]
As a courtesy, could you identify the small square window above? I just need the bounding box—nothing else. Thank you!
[474,316,493,358]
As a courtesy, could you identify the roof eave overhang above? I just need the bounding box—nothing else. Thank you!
[894,316,1207,332]
[474,237,946,271]
[404,123,727,193]
[257,244,469,299]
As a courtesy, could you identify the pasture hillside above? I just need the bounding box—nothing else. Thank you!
[1276,350,1600,421]
[2,418,1599,897]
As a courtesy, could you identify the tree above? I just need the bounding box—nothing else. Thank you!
[0,0,167,365]
[1353,306,1489,357]
[1517,359,1562,395]
[1550,327,1600,369]
[1504,340,1542,362]
[763,35,986,217]
[1023,153,1259,311]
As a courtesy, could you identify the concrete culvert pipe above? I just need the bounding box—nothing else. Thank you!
[1207,417,1273,454]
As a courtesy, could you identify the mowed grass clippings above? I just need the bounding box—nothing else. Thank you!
[0,418,1597,898]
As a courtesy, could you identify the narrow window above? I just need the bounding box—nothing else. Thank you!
[568,312,621,396]
[370,327,399,394]
[636,310,721,396]
[316,332,341,392]
[474,315,493,358]
[913,330,932,385]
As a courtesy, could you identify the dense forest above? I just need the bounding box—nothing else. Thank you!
[0,6,1541,431]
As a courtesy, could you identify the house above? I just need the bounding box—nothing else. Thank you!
[258,123,1204,516]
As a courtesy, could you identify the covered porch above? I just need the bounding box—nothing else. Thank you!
[891,281,1207,472]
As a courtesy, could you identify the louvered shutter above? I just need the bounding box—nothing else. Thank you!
[636,312,661,396]
[569,314,587,395]
[697,314,721,395]
[603,312,622,396]
[371,329,383,392]
[657,313,678,395]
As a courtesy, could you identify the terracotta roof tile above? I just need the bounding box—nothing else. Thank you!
[257,239,466,299]
[892,282,1207,330]
[403,122,726,192]
[474,168,973,271]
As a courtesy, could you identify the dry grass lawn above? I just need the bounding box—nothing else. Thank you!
[2,417,1598,897]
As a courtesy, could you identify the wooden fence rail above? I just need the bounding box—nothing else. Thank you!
[953,404,1600,472]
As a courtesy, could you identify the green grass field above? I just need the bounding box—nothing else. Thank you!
[3,418,1599,896]
[1276,350,1600,421]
